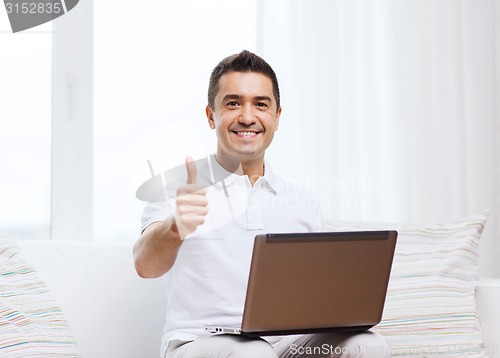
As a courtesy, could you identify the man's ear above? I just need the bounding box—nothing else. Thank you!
[206,105,215,129]
[274,106,282,131]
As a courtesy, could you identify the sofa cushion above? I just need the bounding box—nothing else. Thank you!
[325,211,489,357]
[0,236,79,357]
[16,240,167,358]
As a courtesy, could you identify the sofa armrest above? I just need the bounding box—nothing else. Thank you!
[477,278,500,357]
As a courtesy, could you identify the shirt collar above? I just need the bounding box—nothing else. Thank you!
[260,160,278,194]
[206,154,278,194]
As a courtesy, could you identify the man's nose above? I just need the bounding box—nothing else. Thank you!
[238,105,256,125]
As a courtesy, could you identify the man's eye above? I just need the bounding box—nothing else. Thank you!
[256,102,268,108]
[227,101,239,107]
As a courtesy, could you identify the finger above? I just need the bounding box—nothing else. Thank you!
[192,187,207,196]
[176,185,207,198]
[176,194,208,208]
[180,215,207,229]
[177,205,209,217]
[186,215,206,226]
[185,156,197,184]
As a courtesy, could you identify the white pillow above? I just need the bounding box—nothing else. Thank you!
[325,212,489,357]
[0,237,80,357]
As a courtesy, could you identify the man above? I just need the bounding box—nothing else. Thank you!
[134,51,391,357]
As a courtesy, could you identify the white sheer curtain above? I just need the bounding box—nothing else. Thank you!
[257,0,499,276]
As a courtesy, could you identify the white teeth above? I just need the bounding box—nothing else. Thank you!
[236,131,258,136]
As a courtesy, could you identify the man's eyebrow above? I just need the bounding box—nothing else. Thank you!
[222,94,243,101]
[254,96,272,102]
[221,94,273,102]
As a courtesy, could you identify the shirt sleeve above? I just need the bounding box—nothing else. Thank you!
[140,188,175,233]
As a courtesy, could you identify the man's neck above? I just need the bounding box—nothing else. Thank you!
[215,153,265,186]
[241,160,265,186]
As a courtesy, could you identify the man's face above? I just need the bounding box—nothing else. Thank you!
[206,71,281,166]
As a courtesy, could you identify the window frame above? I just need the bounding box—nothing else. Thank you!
[51,0,93,241]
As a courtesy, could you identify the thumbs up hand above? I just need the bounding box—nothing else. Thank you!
[175,157,209,240]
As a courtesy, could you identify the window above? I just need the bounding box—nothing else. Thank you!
[0,17,52,240]
[93,0,257,242]
[0,1,257,242]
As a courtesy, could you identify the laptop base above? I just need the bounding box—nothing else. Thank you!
[205,324,375,338]
[240,324,375,338]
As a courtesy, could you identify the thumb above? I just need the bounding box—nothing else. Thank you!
[185,156,197,184]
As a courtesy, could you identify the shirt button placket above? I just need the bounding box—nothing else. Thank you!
[246,185,263,230]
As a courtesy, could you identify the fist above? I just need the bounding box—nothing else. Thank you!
[174,156,208,240]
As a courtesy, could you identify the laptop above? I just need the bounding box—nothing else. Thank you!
[205,230,397,337]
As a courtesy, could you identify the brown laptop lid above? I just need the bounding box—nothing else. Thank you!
[241,231,397,336]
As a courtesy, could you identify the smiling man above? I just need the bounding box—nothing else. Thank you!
[206,69,280,185]
[133,51,391,357]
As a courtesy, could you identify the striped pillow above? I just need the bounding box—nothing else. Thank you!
[0,237,79,357]
[325,212,488,357]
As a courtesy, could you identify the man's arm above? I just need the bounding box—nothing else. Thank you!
[133,157,208,278]
[133,217,182,278]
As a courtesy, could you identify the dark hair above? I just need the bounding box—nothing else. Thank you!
[208,50,280,111]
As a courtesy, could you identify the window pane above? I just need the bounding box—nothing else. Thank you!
[0,18,52,240]
[94,0,257,242]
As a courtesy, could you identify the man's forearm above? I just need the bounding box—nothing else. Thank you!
[133,217,182,278]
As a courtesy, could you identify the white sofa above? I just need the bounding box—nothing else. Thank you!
[13,239,500,358]
[17,240,166,358]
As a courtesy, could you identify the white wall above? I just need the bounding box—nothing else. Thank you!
[257,0,500,277]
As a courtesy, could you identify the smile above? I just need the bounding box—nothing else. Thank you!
[232,131,260,138]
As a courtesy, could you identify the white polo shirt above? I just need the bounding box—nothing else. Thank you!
[140,155,323,356]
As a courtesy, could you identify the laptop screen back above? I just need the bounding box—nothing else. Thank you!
[241,231,397,336]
